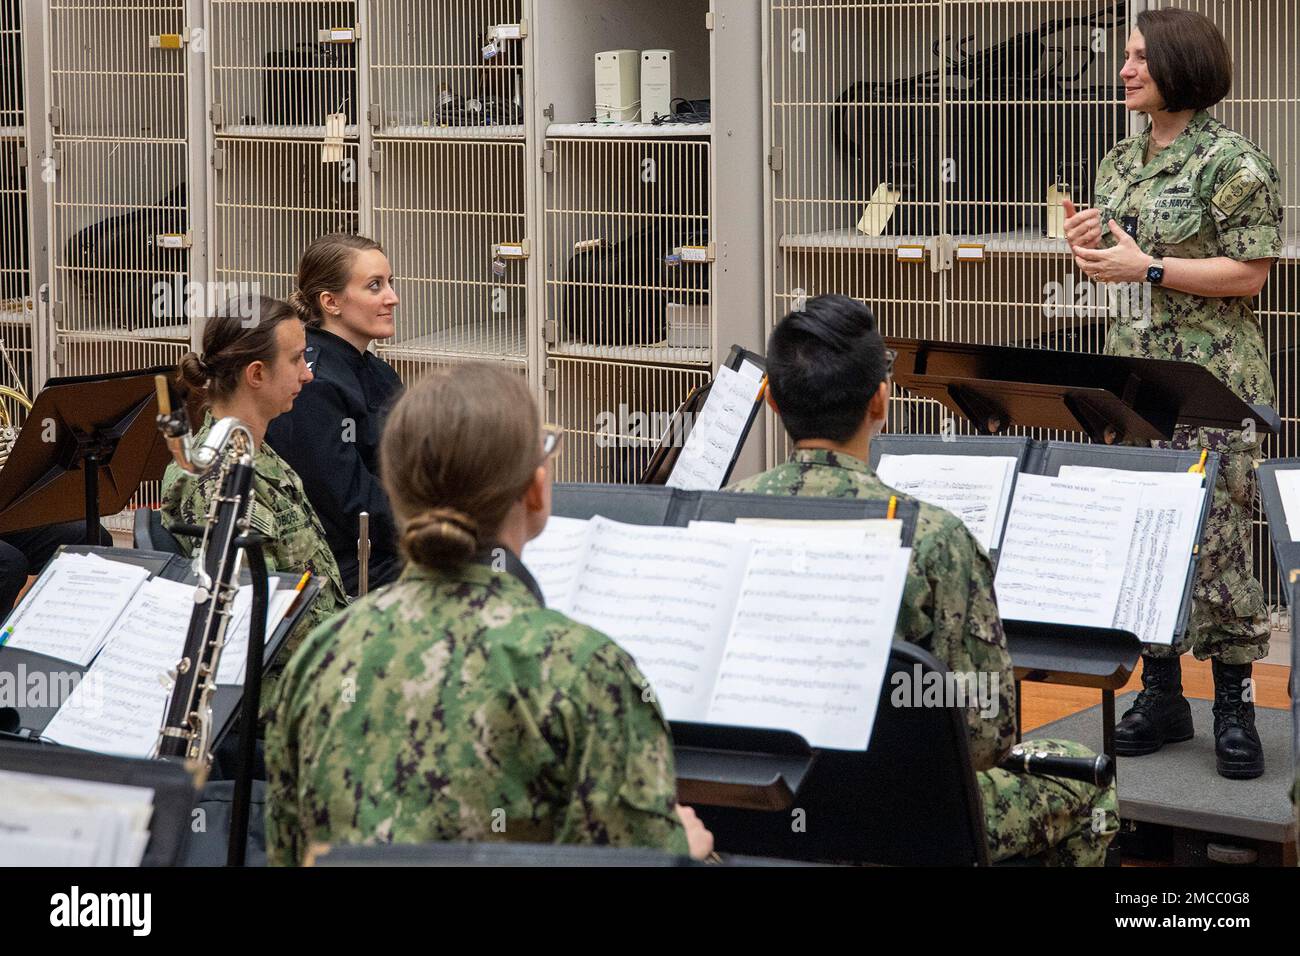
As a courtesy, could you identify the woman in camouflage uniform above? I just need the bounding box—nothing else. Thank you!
[162,295,349,671]
[263,364,713,865]
[1065,9,1283,779]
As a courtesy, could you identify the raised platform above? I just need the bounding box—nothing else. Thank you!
[1033,693,1296,863]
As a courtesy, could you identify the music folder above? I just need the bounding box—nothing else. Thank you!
[0,545,322,757]
[545,483,919,811]
[639,344,766,488]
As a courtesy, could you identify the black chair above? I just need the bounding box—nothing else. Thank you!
[132,507,185,555]
[691,642,992,866]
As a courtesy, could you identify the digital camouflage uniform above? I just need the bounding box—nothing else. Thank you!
[1094,110,1283,664]
[160,415,349,675]
[263,552,688,867]
[729,449,1118,864]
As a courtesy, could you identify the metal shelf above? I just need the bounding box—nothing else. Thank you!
[547,121,710,139]
[375,123,525,140]
[779,227,1070,256]
[218,123,361,140]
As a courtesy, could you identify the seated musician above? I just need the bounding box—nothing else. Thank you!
[267,234,405,596]
[728,294,1119,865]
[263,363,712,866]
[162,294,349,663]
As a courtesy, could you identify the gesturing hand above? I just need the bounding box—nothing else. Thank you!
[1072,220,1154,284]
[1062,198,1104,252]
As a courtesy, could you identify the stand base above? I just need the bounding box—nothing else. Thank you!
[1032,694,1297,865]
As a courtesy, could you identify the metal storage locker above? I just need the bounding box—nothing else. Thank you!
[533,0,765,484]
[211,136,360,299]
[368,1,533,382]
[44,0,200,530]
[0,0,34,447]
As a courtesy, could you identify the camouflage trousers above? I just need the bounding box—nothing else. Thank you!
[979,739,1120,866]
[1144,426,1270,665]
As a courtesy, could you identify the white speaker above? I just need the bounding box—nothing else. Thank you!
[594,49,640,122]
[640,49,675,123]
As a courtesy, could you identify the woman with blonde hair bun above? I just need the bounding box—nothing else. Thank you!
[266,233,404,596]
[264,362,712,866]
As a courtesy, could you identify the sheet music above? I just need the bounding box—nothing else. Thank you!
[876,454,1018,552]
[1058,466,1206,645]
[0,770,154,866]
[43,577,196,758]
[667,364,763,492]
[2,553,151,666]
[706,544,911,750]
[566,518,751,722]
[688,519,902,548]
[1272,469,1300,542]
[519,516,594,612]
[217,580,296,685]
[994,475,1139,629]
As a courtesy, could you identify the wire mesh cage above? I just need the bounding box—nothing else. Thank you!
[370,138,527,365]
[1,0,22,133]
[47,0,188,139]
[545,136,712,366]
[51,139,190,337]
[546,356,709,484]
[210,0,359,138]
[369,0,526,139]
[0,136,29,310]
[211,136,360,301]
[384,353,528,391]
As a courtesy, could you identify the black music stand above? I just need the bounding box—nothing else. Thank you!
[887,338,1280,444]
[0,367,174,543]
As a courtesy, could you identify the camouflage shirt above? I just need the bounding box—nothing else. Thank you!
[263,551,688,866]
[160,415,349,661]
[1094,110,1283,405]
[728,449,1016,769]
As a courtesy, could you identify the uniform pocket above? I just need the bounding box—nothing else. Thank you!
[1148,198,1205,253]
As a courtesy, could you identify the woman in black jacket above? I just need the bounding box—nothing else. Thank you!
[267,234,404,595]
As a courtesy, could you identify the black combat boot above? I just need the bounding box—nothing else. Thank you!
[1211,660,1264,780]
[1113,655,1194,756]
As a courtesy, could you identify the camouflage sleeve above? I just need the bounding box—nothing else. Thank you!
[552,643,689,856]
[923,519,1017,770]
[262,620,323,867]
[1209,150,1283,261]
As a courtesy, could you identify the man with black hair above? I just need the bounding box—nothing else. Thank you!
[728,294,1118,865]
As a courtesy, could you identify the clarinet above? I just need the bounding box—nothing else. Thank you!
[152,375,257,764]
[998,746,1116,787]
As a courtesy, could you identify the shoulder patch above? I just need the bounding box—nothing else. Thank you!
[1211,159,1265,219]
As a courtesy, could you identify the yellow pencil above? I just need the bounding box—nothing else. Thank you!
[293,571,311,593]
[887,495,898,520]
[1187,449,1208,474]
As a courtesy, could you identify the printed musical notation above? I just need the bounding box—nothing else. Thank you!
[876,454,1019,552]
[43,577,197,758]
[667,363,764,492]
[2,553,151,666]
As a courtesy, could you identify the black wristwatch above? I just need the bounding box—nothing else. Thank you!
[1146,258,1165,286]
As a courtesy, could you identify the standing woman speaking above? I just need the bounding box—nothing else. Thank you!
[1064,8,1283,780]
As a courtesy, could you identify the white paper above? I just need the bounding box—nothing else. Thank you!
[566,518,752,722]
[994,475,1139,629]
[689,519,902,548]
[42,578,196,758]
[1058,466,1206,645]
[732,517,904,543]
[1272,469,1300,542]
[706,544,911,750]
[2,553,150,665]
[217,583,296,686]
[0,770,154,867]
[667,364,763,492]
[519,516,594,612]
[876,454,1019,552]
